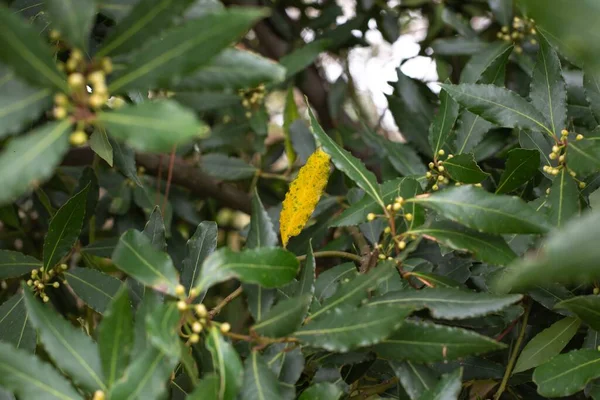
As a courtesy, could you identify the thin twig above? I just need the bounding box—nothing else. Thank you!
[209,286,243,318]
[296,250,362,263]
[349,377,399,399]
[162,145,176,213]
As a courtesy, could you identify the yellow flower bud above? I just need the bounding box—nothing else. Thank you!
[192,322,203,333]
[447,154,454,159]
[175,284,186,296]
[69,130,88,147]
[189,334,200,344]
[54,93,69,106]
[53,282,60,288]
[437,166,445,172]
[426,172,432,179]
[551,168,559,176]
[87,70,105,85]
[53,107,67,120]
[561,129,569,136]
[552,145,559,153]
[71,49,83,61]
[549,153,557,160]
[101,57,113,74]
[392,202,402,211]
[579,182,586,189]
[576,134,584,141]
[559,155,565,163]
[398,241,407,250]
[49,29,61,40]
[515,45,523,54]
[475,183,483,187]
[437,175,444,182]
[195,303,207,317]
[438,149,445,156]
[189,288,199,298]
[594,287,599,295]
[93,390,105,400]
[384,227,391,234]
[429,162,435,169]
[367,213,376,221]
[220,322,231,333]
[89,93,106,109]
[37,283,44,290]
[378,254,386,260]
[42,296,50,303]
[432,184,439,191]
[67,73,85,88]
[570,171,577,177]
[26,280,33,286]
[177,301,187,311]
[404,213,413,221]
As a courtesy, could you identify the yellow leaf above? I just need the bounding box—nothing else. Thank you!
[280,148,331,247]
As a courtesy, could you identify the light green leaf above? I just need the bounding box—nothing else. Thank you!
[555,296,600,331]
[294,304,412,352]
[112,229,180,295]
[496,148,539,194]
[98,287,134,388]
[0,121,71,206]
[43,184,90,269]
[252,294,311,338]
[0,7,67,90]
[99,100,207,153]
[108,8,267,93]
[308,105,383,207]
[142,206,166,251]
[454,111,493,154]
[406,220,517,265]
[0,293,35,351]
[89,129,114,167]
[418,368,462,400]
[442,153,489,184]
[45,0,96,50]
[0,64,51,139]
[407,185,552,234]
[298,383,342,400]
[0,250,41,279]
[205,326,243,400]
[201,153,257,181]
[428,86,459,156]
[64,267,122,314]
[146,302,180,356]
[567,139,600,177]
[0,342,84,400]
[373,320,505,362]
[368,287,521,320]
[194,247,299,293]
[441,83,553,137]
[97,0,195,57]
[548,169,579,227]
[283,86,298,167]
[390,361,438,400]
[533,349,600,397]
[240,351,281,400]
[23,284,105,392]
[513,317,581,374]
[280,40,330,78]
[181,221,217,294]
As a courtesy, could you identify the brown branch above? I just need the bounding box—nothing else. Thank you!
[208,286,243,318]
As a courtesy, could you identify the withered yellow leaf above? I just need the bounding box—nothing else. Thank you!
[280,148,331,247]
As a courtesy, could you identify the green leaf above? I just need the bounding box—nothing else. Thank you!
[390,361,438,400]
[23,284,105,392]
[513,317,581,374]
[110,137,142,186]
[442,153,489,184]
[98,287,134,388]
[97,0,194,57]
[244,283,276,323]
[241,351,281,400]
[567,139,600,177]
[0,250,41,279]
[89,129,113,167]
[0,342,84,400]
[308,105,383,207]
[146,302,180,356]
[492,211,600,293]
[454,111,494,154]
[529,32,567,137]
[205,326,243,400]
[314,262,358,302]
[407,271,462,288]
[373,320,505,362]
[187,374,220,399]
[194,247,299,293]
[309,262,396,320]
[488,0,512,26]
[76,167,99,222]
[407,185,552,234]
[406,220,517,265]
[45,0,96,50]
[294,304,412,352]
[43,184,90,269]
[0,7,67,90]
[0,64,52,139]
[252,294,311,338]
[369,287,521,320]
[112,229,180,295]
[460,42,513,85]
[181,221,217,294]
[0,120,71,206]
[298,241,315,297]
[200,153,257,181]
[441,83,553,137]
[299,383,342,400]
[176,48,286,91]
[142,206,166,251]
[108,8,267,93]
[584,68,600,123]
[108,346,177,400]
[99,100,207,153]
[280,40,330,78]
[555,296,600,331]
[428,86,459,155]
[431,37,486,56]
[533,349,600,397]
[519,129,553,170]
[82,237,119,258]
[0,293,35,351]
[64,267,122,314]
[548,169,579,227]
[418,368,462,400]
[496,148,540,194]
[283,86,298,167]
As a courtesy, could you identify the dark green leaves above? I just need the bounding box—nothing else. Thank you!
[294,304,412,352]
[45,0,96,50]
[280,40,330,78]
[428,87,459,156]
[584,68,600,122]
[98,100,208,153]
[407,186,551,234]
[368,287,521,320]
[418,368,462,400]
[0,293,35,351]
[0,250,41,279]
[548,169,579,227]
[442,154,489,184]
[407,221,516,265]
[252,294,311,338]
[308,106,383,207]
[112,229,179,295]
[65,267,122,314]
[460,42,512,85]
[496,149,540,193]
[373,321,505,362]
[555,296,600,331]
[194,247,299,293]
[454,111,493,155]
[201,154,257,181]
[0,7,67,90]
[567,139,600,177]
[107,8,267,93]
[241,351,281,400]
[513,317,580,373]
[299,383,342,400]
[533,350,600,397]
[43,184,90,269]
[23,286,105,392]
[247,189,278,249]
[205,326,243,400]
[0,342,84,400]
[442,83,553,137]
[0,120,71,205]
[181,221,217,293]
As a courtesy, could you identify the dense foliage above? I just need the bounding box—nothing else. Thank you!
[0,0,600,399]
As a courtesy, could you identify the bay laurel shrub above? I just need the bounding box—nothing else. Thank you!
[0,0,599,399]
